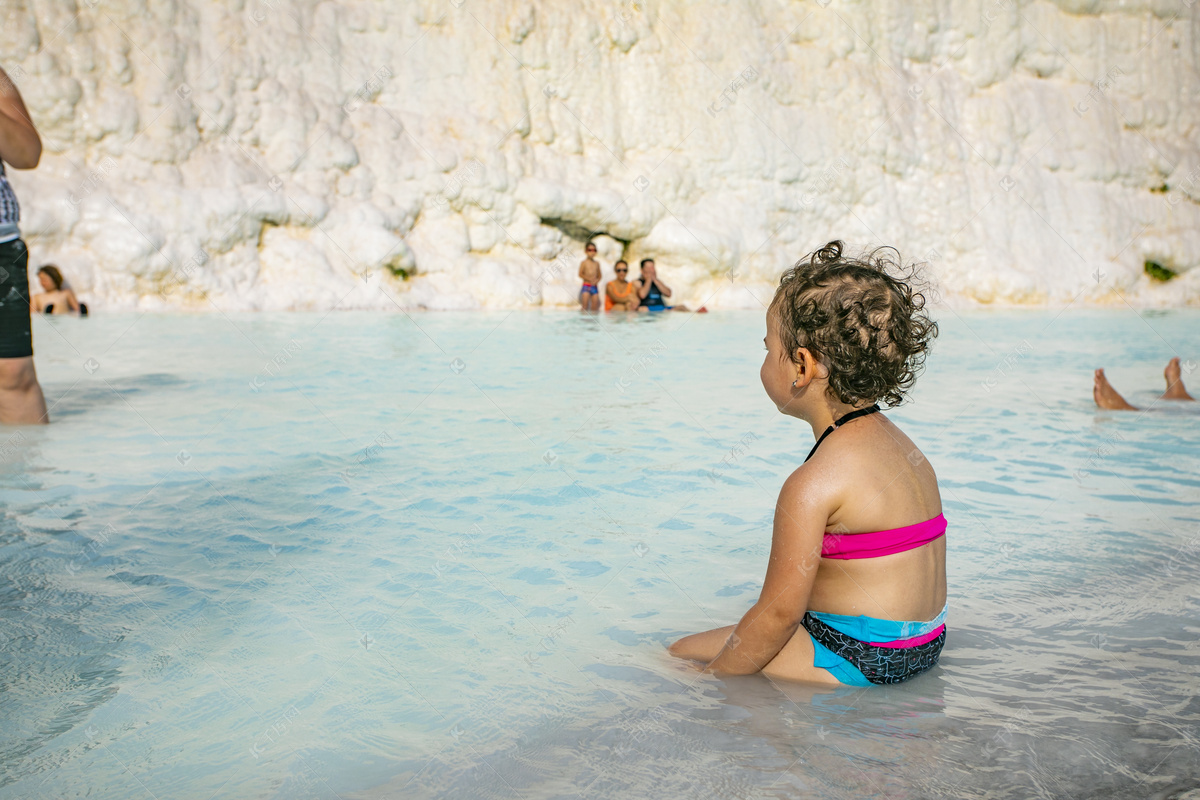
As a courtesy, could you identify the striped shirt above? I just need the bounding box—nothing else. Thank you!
[0,160,20,242]
[0,159,18,223]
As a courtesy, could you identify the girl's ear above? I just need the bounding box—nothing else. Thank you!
[791,347,814,388]
[791,348,826,388]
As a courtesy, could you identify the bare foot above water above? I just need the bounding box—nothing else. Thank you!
[1093,369,1137,410]
[1094,359,1196,410]
[1161,357,1195,401]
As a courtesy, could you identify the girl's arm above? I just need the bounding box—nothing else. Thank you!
[66,289,80,312]
[703,468,828,675]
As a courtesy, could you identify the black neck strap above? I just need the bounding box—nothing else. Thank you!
[804,404,881,463]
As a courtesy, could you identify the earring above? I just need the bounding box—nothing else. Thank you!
[792,379,798,388]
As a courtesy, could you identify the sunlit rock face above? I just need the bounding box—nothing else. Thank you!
[1,0,1197,310]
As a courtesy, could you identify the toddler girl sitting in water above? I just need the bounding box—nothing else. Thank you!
[669,240,944,686]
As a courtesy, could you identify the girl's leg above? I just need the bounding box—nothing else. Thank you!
[760,625,843,685]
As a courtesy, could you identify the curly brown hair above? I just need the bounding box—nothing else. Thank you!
[770,240,938,408]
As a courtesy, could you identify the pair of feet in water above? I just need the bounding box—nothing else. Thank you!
[1094,356,1195,410]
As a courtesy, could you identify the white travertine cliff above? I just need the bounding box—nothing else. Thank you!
[1,0,1198,310]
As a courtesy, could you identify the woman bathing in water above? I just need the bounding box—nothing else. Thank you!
[32,265,87,315]
[633,259,705,312]
[1093,357,1194,410]
[669,240,945,686]
[635,259,688,312]
[605,260,639,311]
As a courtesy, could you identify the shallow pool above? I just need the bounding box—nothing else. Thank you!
[1,308,1198,799]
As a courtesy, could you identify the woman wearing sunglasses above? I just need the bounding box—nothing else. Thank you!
[605,260,639,312]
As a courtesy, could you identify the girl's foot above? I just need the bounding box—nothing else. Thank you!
[1094,369,1137,410]
[1161,357,1195,401]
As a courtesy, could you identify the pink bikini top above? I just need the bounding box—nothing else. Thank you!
[821,514,947,560]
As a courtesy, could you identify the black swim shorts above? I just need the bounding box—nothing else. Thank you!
[0,238,33,359]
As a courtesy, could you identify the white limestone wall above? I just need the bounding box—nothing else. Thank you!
[1,0,1197,310]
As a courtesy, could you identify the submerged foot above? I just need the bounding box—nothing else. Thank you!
[1094,369,1137,410]
[1161,357,1195,401]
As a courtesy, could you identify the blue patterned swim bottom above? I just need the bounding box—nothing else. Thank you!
[802,605,947,687]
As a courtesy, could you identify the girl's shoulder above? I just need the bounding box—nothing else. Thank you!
[819,419,940,525]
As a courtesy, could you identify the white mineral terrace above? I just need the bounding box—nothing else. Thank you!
[2,0,1198,310]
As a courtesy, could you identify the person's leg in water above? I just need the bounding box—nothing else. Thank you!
[1093,369,1137,410]
[0,240,49,424]
[1162,356,1195,401]
[0,357,48,424]
[1094,357,1195,410]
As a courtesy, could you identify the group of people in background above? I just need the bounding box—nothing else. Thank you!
[578,241,703,313]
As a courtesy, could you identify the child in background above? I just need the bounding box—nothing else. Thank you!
[578,242,601,311]
[669,240,944,686]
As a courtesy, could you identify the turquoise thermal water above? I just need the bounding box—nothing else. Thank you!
[1,309,1198,799]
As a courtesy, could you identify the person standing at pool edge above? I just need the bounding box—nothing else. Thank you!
[578,242,601,311]
[669,240,944,686]
[0,65,48,425]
